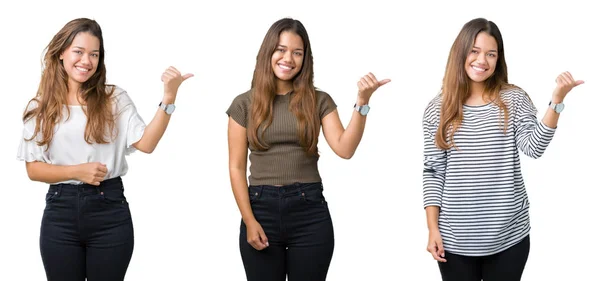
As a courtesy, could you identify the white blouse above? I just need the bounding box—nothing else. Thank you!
[17,86,146,184]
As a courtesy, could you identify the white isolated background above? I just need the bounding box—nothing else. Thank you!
[0,0,597,280]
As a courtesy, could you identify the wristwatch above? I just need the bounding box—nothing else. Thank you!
[548,101,564,113]
[354,103,370,116]
[159,102,176,115]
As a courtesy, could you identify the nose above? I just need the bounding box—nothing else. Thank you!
[80,54,91,65]
[283,50,293,62]
[476,52,487,64]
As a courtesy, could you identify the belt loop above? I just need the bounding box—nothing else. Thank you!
[56,185,62,196]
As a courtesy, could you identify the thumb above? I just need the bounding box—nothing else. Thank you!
[378,79,391,87]
[259,229,269,247]
[182,73,194,81]
[574,80,584,86]
[437,241,445,258]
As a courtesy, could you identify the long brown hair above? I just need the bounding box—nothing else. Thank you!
[23,18,115,147]
[436,18,513,150]
[248,18,319,155]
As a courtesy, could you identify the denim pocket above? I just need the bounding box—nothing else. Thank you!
[300,185,327,205]
[101,189,128,205]
[45,189,59,203]
[248,186,262,203]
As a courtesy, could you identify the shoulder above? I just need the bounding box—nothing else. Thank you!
[24,98,40,113]
[315,89,336,105]
[500,85,529,100]
[500,85,533,108]
[230,89,252,107]
[234,89,252,102]
[423,92,442,123]
[109,85,136,107]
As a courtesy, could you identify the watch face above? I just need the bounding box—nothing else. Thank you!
[359,105,370,115]
[555,103,564,113]
[165,104,176,114]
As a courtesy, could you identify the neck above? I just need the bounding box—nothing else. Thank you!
[276,79,293,95]
[465,81,488,106]
[67,79,83,105]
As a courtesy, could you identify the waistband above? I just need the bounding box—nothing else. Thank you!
[49,177,124,194]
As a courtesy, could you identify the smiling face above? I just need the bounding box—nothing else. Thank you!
[59,31,100,91]
[464,32,498,88]
[271,30,304,93]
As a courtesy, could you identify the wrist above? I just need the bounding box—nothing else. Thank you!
[242,215,257,225]
[162,95,176,104]
[356,97,369,106]
[551,97,564,104]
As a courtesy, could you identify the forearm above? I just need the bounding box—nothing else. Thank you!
[26,161,76,183]
[541,96,563,128]
[229,168,256,224]
[336,110,367,158]
[133,96,174,153]
[425,206,440,232]
[335,97,369,158]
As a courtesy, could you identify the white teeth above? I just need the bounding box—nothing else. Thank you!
[279,64,292,70]
[76,67,89,72]
[472,66,486,72]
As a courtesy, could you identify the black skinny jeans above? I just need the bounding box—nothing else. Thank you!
[40,177,134,281]
[240,182,335,281]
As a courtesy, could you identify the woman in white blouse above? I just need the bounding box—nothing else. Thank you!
[17,18,192,281]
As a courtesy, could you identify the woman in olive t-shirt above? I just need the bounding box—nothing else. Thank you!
[227,18,390,281]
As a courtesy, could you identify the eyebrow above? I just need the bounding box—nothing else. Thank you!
[472,46,497,52]
[73,46,100,52]
[277,44,304,51]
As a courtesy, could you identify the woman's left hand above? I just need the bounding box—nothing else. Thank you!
[356,72,390,105]
[552,71,584,103]
[162,66,194,101]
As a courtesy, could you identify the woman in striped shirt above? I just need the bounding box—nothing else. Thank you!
[422,18,583,281]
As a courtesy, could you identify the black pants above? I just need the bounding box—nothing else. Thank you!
[438,235,530,281]
[240,182,335,281]
[40,177,134,281]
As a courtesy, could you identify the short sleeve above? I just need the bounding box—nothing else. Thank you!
[17,101,50,162]
[226,91,250,128]
[317,91,337,119]
[113,87,146,155]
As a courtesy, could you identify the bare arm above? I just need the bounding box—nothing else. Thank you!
[322,73,390,159]
[227,117,254,224]
[25,161,107,186]
[228,117,269,250]
[133,66,193,153]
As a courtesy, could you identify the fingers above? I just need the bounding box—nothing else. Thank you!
[247,231,269,251]
[427,243,447,262]
[258,228,269,248]
[437,242,446,262]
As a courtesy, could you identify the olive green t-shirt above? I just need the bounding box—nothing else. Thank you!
[227,90,337,186]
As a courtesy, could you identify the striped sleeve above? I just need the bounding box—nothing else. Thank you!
[422,100,446,208]
[512,90,556,159]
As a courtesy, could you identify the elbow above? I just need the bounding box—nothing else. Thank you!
[337,151,354,160]
[133,142,156,154]
[25,165,41,182]
[138,147,155,154]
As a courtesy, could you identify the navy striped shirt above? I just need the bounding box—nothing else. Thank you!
[422,88,556,256]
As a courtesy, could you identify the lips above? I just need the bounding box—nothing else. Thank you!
[471,65,487,73]
[75,66,92,73]
[278,63,294,71]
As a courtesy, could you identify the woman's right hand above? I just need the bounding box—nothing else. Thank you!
[427,229,447,262]
[246,219,269,251]
[74,162,107,186]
